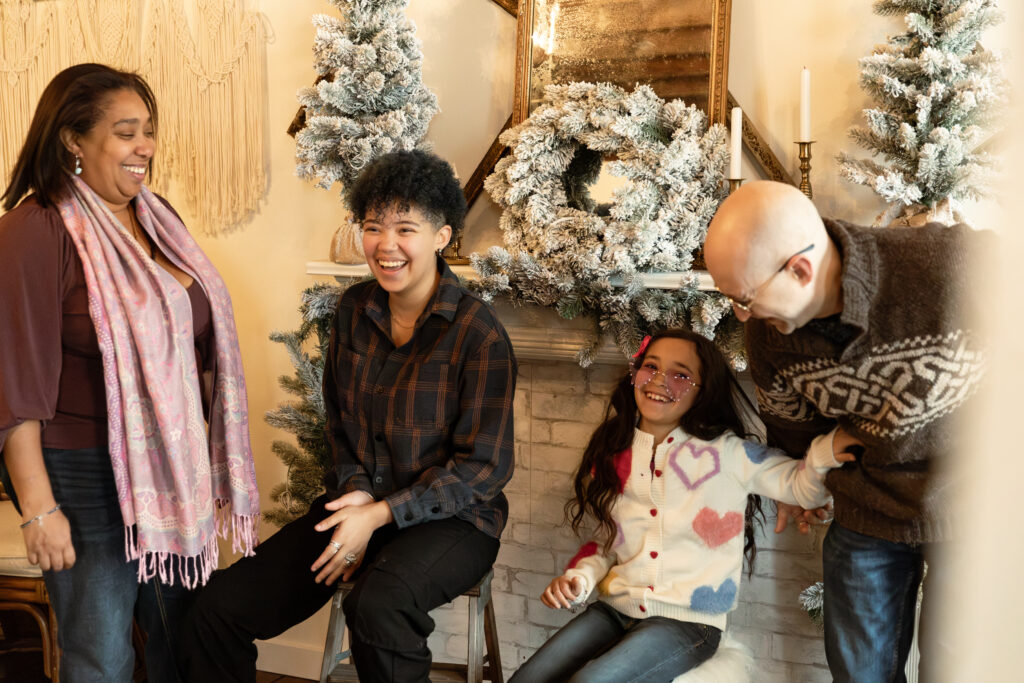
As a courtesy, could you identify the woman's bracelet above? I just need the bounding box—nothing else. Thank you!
[20,503,62,529]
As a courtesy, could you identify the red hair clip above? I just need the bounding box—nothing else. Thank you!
[632,335,651,359]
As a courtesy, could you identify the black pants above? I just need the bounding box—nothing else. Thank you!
[180,494,500,683]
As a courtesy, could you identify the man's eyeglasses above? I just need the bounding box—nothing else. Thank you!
[630,362,700,402]
[716,243,815,314]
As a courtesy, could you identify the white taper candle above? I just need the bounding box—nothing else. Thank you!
[730,106,742,179]
[800,67,811,141]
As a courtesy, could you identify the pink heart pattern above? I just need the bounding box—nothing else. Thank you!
[692,507,743,548]
[668,441,720,490]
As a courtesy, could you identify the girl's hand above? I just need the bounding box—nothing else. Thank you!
[832,427,864,463]
[311,496,392,585]
[22,508,75,572]
[541,575,583,610]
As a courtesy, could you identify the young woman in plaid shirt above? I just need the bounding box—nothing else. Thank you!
[183,151,517,682]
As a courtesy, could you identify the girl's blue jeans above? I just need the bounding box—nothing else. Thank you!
[4,447,193,683]
[510,600,721,683]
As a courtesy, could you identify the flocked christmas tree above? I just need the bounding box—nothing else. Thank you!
[838,0,1006,227]
[267,0,438,525]
[294,0,438,196]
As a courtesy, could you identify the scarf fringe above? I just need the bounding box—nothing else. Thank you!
[131,532,218,589]
[123,505,260,588]
[214,500,261,558]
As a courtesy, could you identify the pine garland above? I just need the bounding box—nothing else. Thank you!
[472,82,744,368]
[838,0,1007,226]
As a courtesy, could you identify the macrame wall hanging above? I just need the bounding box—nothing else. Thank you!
[0,0,269,235]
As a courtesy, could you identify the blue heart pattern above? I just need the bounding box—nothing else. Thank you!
[690,579,737,613]
[742,441,779,464]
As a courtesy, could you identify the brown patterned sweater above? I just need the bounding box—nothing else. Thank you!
[745,218,990,544]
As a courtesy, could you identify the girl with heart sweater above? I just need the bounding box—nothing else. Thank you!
[510,329,854,683]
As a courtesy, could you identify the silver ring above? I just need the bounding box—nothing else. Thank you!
[328,541,342,554]
[344,552,358,566]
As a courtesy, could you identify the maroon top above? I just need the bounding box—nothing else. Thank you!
[0,195,214,451]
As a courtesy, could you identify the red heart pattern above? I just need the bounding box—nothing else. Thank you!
[692,507,743,548]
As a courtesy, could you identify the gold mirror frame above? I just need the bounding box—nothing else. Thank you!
[511,0,733,129]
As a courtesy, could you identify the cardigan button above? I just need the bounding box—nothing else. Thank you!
[375,433,383,442]
[375,386,384,394]
[667,437,674,443]
[654,469,662,477]
[650,509,657,517]
[404,513,413,521]
[639,605,646,612]
[650,551,658,559]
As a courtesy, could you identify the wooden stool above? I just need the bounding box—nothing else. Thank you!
[319,568,503,683]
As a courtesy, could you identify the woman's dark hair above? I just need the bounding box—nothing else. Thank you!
[2,63,158,211]
[347,149,466,238]
[566,328,767,574]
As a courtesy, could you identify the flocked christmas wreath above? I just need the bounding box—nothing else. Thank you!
[471,82,744,368]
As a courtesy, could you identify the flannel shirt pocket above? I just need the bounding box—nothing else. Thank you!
[400,361,457,431]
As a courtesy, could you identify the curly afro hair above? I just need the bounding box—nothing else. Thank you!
[347,149,466,238]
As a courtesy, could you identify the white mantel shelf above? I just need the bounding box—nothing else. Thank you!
[306,261,717,365]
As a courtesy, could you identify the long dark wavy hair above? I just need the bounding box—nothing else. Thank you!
[2,63,158,211]
[566,328,767,574]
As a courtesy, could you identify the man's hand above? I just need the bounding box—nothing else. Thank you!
[774,501,831,534]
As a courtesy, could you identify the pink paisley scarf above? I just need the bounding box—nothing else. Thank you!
[58,176,259,588]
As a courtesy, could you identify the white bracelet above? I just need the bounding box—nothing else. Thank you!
[20,503,62,529]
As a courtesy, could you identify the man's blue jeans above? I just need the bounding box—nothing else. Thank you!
[823,520,947,683]
[510,601,720,683]
[5,447,193,682]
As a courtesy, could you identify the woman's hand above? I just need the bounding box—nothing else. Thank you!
[5,421,75,571]
[22,507,75,572]
[541,575,583,610]
[310,492,393,585]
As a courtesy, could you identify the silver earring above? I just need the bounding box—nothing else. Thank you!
[74,156,82,175]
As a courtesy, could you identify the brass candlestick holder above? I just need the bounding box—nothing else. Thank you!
[797,141,814,199]
[728,178,744,194]
[444,233,470,265]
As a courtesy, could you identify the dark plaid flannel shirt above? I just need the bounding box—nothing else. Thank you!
[322,258,517,539]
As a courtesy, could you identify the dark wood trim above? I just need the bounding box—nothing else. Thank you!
[490,0,518,16]
[463,114,514,206]
[727,91,795,186]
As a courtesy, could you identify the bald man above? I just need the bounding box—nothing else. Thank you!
[705,181,988,683]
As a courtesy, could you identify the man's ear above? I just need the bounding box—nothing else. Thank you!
[789,255,814,287]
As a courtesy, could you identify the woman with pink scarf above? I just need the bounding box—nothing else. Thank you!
[0,63,260,682]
